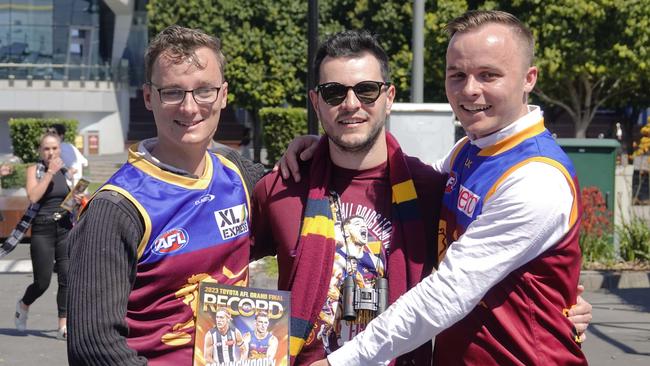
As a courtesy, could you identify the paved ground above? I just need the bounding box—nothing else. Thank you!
[0,272,68,365]
[1,244,649,365]
[581,288,650,365]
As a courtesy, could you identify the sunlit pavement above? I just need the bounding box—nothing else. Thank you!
[1,244,648,365]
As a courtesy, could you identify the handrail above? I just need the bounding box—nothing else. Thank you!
[0,62,129,84]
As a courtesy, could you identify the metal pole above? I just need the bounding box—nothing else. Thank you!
[307,0,319,134]
[411,0,424,103]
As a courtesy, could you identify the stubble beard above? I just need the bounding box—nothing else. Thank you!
[326,119,385,154]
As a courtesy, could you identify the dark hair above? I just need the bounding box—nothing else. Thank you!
[144,25,226,83]
[445,10,535,66]
[51,123,66,137]
[313,30,391,84]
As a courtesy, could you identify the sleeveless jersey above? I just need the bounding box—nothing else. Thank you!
[436,121,587,365]
[249,332,273,359]
[210,328,238,364]
[36,166,69,217]
[96,146,250,365]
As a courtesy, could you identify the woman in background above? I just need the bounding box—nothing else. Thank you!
[15,130,82,340]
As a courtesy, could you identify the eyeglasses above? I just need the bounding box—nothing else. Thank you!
[147,82,221,105]
[315,80,391,106]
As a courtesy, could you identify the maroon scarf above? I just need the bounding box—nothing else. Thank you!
[288,132,432,365]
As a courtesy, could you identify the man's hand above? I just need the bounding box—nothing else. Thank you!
[310,359,330,366]
[568,285,592,342]
[273,135,320,182]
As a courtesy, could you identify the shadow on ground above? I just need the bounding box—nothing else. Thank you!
[607,288,650,313]
[0,327,58,340]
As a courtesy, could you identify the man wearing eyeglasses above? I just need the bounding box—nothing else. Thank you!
[67,25,263,365]
[250,29,445,365]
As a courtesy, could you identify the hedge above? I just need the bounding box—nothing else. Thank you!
[0,163,28,189]
[260,107,307,165]
[8,118,78,163]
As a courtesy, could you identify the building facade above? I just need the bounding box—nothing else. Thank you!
[0,0,146,156]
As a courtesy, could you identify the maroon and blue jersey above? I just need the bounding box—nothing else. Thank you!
[249,332,273,359]
[99,146,251,365]
[436,120,586,365]
[439,122,579,237]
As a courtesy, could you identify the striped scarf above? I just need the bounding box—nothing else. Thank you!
[0,203,40,258]
[288,132,429,365]
[1,161,58,258]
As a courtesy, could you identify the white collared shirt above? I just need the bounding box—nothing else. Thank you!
[328,106,574,365]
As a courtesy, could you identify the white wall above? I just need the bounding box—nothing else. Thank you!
[47,101,129,156]
[387,103,456,164]
[0,81,130,155]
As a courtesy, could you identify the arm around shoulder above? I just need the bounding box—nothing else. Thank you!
[250,174,279,260]
[212,146,266,192]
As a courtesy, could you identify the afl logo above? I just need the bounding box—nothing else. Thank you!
[445,172,457,193]
[153,228,189,254]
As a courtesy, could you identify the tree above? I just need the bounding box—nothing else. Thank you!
[146,0,460,111]
[148,0,650,148]
[423,0,469,102]
[427,0,650,139]
[506,0,650,138]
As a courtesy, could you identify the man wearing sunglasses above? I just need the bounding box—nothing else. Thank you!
[67,25,263,365]
[250,29,446,365]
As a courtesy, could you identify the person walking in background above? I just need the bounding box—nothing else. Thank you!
[52,124,88,187]
[0,162,12,177]
[15,130,83,340]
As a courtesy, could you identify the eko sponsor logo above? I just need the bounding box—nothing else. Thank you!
[153,228,189,254]
[457,185,480,217]
[214,204,249,240]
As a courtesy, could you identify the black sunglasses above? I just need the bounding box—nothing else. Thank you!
[315,80,391,106]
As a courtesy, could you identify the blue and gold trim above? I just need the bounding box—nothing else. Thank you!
[126,145,213,190]
[485,157,579,226]
[99,184,153,259]
[479,120,546,157]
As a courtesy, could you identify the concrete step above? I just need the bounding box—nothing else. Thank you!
[84,152,128,184]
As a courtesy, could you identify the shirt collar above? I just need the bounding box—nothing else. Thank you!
[469,105,543,149]
[136,138,196,177]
